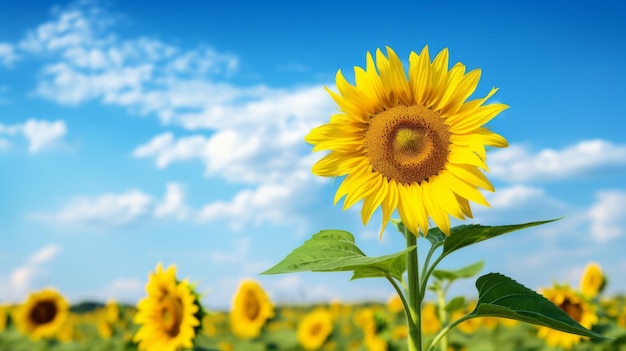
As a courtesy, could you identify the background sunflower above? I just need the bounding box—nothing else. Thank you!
[13,288,69,341]
[133,263,201,351]
[537,285,598,350]
[230,280,274,339]
[297,308,333,350]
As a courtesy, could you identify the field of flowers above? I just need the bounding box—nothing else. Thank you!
[2,263,626,351]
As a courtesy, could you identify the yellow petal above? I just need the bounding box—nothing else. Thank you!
[361,174,388,225]
[409,45,431,106]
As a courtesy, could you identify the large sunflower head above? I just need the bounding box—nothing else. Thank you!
[580,262,606,299]
[230,279,274,339]
[306,46,508,236]
[133,263,201,351]
[297,308,333,350]
[13,288,69,340]
[537,284,598,350]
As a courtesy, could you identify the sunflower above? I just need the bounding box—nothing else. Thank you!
[580,262,606,299]
[387,294,404,314]
[13,288,69,340]
[298,308,334,350]
[230,279,274,339]
[421,302,441,335]
[537,284,598,350]
[133,263,201,351]
[0,304,9,332]
[306,46,508,236]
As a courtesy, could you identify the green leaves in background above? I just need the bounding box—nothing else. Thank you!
[433,261,484,282]
[261,230,414,280]
[468,273,608,339]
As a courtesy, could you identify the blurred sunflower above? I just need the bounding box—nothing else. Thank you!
[537,285,598,350]
[13,288,69,340]
[133,263,201,351]
[421,302,441,335]
[580,262,606,299]
[306,46,508,236]
[297,308,333,350]
[386,294,404,314]
[230,280,274,339]
[0,305,9,332]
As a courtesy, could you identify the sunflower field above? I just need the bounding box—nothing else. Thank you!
[1,262,626,351]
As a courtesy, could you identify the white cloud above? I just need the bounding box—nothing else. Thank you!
[0,138,10,151]
[196,179,312,231]
[32,190,154,227]
[19,3,239,115]
[154,182,190,220]
[0,43,19,66]
[485,185,546,209]
[133,85,333,184]
[0,244,61,301]
[0,119,68,153]
[588,190,626,242]
[22,119,67,153]
[29,244,61,265]
[489,140,626,182]
[31,180,317,230]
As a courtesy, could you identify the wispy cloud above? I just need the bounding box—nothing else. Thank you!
[0,43,19,67]
[31,190,154,228]
[489,139,626,182]
[588,190,626,242]
[0,119,68,153]
[31,180,315,231]
[0,244,61,301]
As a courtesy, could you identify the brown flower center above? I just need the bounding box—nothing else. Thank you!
[244,291,261,321]
[559,298,583,323]
[30,300,57,325]
[364,105,450,185]
[310,322,322,337]
[161,295,183,337]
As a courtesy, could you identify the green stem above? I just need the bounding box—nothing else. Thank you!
[385,274,416,332]
[427,314,474,351]
[420,243,439,293]
[406,231,421,351]
[435,283,448,351]
[420,254,445,302]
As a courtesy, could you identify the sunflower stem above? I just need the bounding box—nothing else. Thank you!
[427,314,473,351]
[406,231,422,351]
[435,282,449,351]
[385,274,416,333]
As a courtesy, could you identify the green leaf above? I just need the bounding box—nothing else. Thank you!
[445,296,466,314]
[425,227,447,246]
[261,230,413,280]
[433,260,484,282]
[442,219,558,258]
[394,218,447,246]
[468,273,608,339]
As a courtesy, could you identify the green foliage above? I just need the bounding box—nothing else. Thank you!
[468,273,608,340]
[433,261,484,282]
[261,230,414,281]
[440,220,559,258]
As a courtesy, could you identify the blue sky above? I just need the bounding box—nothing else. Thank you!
[1,0,625,310]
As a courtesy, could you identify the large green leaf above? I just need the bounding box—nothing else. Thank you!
[261,230,413,280]
[468,273,607,339]
[432,260,484,282]
[441,219,558,258]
